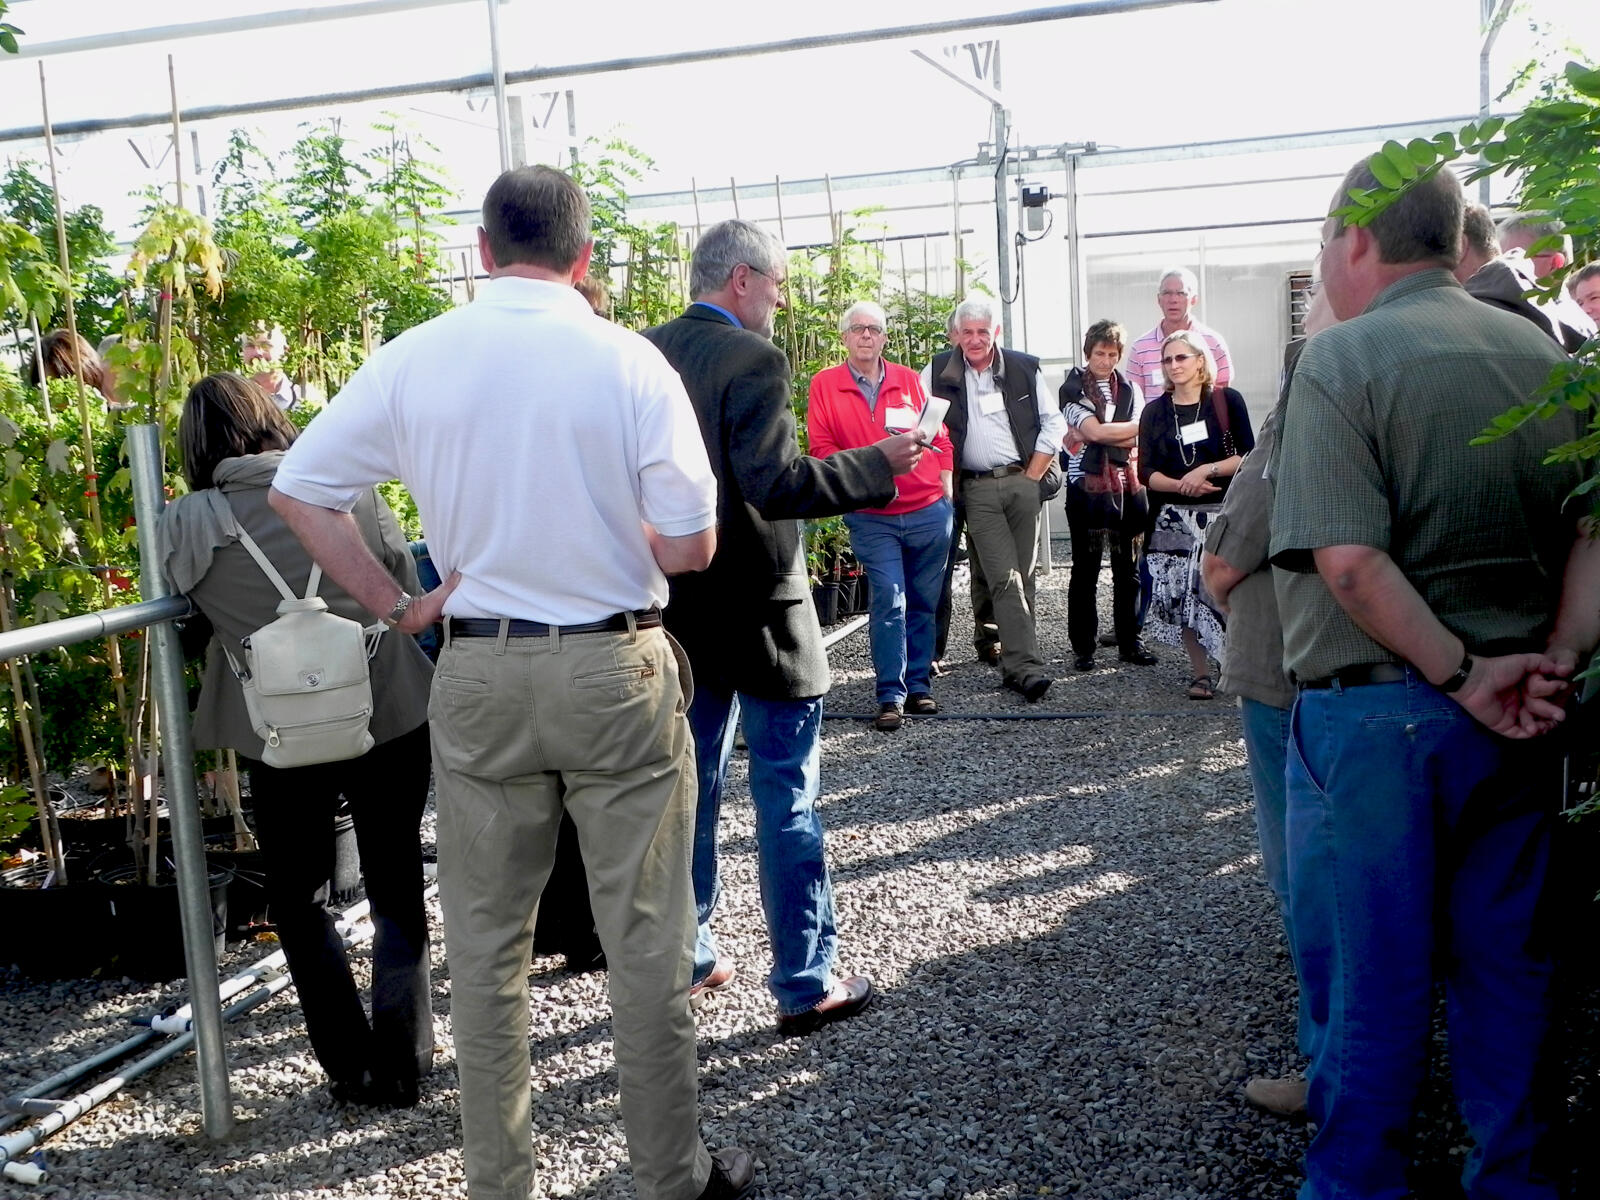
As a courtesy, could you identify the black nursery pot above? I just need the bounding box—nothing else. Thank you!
[95,860,233,982]
[0,860,114,980]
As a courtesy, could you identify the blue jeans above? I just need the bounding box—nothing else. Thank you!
[844,499,954,705]
[1286,672,1559,1200]
[686,685,836,1016]
[1239,697,1313,1059]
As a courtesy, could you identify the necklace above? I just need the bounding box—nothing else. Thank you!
[1173,395,1204,467]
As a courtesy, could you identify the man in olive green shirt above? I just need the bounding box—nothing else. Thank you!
[1269,160,1590,1200]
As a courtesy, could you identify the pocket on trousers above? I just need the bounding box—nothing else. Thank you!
[1286,701,1330,797]
[572,662,657,694]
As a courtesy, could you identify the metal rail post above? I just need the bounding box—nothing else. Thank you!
[126,426,233,1140]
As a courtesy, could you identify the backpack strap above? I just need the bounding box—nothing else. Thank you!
[222,496,320,601]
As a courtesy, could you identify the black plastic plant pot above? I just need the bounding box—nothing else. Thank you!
[0,860,115,980]
[95,860,233,982]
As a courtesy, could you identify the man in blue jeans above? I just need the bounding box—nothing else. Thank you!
[646,222,925,1034]
[1270,160,1594,1200]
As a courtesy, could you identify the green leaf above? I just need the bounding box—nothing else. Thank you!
[1529,101,1588,121]
[1367,151,1403,190]
[30,591,66,622]
[0,416,18,448]
[1565,61,1600,100]
[1,449,22,479]
[1432,131,1457,155]
[0,30,17,55]
[1381,140,1418,181]
[1406,138,1438,168]
[1476,116,1504,142]
[45,439,71,474]
[1482,142,1509,165]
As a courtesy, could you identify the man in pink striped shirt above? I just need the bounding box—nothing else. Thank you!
[1126,267,1234,401]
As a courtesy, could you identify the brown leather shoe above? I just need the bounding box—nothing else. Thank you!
[978,643,1002,666]
[1243,1075,1308,1120]
[905,693,938,715]
[689,957,736,1011]
[776,974,874,1036]
[872,702,903,732]
[695,1146,756,1199]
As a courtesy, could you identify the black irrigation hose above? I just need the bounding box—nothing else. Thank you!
[823,709,1204,721]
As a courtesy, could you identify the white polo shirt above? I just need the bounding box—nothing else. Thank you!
[274,277,717,625]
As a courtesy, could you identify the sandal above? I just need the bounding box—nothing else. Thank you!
[1187,675,1215,700]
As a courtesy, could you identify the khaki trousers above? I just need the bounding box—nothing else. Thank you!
[961,471,1046,683]
[429,621,711,1200]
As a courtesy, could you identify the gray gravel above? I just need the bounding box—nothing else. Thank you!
[2,543,1592,1198]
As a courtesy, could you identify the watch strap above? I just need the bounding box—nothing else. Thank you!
[1437,651,1473,694]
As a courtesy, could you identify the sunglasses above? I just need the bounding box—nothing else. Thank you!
[1161,353,1197,365]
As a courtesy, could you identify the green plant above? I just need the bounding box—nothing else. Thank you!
[0,1,21,55]
[2,163,122,346]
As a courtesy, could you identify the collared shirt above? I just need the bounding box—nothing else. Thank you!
[274,276,718,625]
[1127,316,1233,402]
[920,353,1065,472]
[1269,269,1582,681]
[690,300,741,328]
[847,358,885,413]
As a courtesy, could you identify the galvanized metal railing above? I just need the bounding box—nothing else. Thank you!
[0,425,232,1149]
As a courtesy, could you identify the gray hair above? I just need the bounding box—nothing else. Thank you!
[1498,211,1573,259]
[840,300,887,336]
[952,296,998,330]
[1158,267,1199,295]
[690,219,787,298]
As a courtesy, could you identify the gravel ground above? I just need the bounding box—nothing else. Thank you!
[3,543,1596,1199]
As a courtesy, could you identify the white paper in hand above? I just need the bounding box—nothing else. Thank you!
[914,397,950,444]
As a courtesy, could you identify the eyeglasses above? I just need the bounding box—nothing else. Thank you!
[845,323,885,336]
[1160,353,1197,365]
[1158,289,1191,299]
[742,263,787,287]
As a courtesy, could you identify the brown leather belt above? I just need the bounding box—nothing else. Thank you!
[448,609,661,639]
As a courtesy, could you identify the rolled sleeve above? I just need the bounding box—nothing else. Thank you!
[1033,369,1067,453]
[274,361,401,513]
[636,356,717,537]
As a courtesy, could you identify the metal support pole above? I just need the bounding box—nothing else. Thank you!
[127,426,233,1141]
[485,0,511,173]
[993,103,1013,345]
[1063,151,1083,371]
[1478,0,1513,205]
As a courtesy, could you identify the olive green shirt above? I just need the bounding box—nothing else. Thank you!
[1270,269,1583,682]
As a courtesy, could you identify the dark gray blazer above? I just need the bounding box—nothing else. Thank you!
[644,304,895,700]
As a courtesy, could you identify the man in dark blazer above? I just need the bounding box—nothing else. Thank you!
[645,218,924,1035]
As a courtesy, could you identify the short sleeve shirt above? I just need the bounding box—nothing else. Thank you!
[1270,270,1583,681]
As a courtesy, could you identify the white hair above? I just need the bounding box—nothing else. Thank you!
[690,219,787,297]
[952,296,997,330]
[839,300,887,335]
[1158,267,1199,296]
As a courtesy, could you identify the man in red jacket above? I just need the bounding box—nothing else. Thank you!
[808,301,955,731]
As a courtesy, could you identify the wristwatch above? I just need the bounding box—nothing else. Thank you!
[383,591,414,629]
[1437,651,1473,694]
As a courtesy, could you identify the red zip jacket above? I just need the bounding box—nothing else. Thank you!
[807,360,954,515]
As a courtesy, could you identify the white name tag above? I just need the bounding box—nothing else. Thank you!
[884,406,917,432]
[978,391,1006,415]
[1180,419,1209,446]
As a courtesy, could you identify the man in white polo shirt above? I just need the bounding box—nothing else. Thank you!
[270,166,755,1200]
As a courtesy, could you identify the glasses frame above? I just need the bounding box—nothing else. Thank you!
[1160,353,1198,366]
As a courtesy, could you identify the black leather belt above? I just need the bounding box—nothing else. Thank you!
[448,609,662,639]
[1298,661,1407,690]
[960,463,1023,480]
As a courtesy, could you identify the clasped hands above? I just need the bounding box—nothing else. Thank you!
[1176,464,1220,498]
[1454,648,1581,740]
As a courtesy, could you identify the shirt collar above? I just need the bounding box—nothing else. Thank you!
[474,276,593,313]
[690,300,742,328]
[847,358,883,389]
[1364,267,1462,315]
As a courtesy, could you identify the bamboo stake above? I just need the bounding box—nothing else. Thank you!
[773,177,796,360]
[1,580,65,883]
[899,241,912,362]
[729,176,740,220]
[27,314,54,429]
[168,56,184,209]
[690,177,702,239]
[39,62,134,809]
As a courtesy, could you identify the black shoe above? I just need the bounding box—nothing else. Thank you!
[1119,645,1159,666]
[977,643,1002,666]
[1005,675,1052,702]
[1097,631,1118,648]
[696,1146,756,1200]
[1072,654,1095,671]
